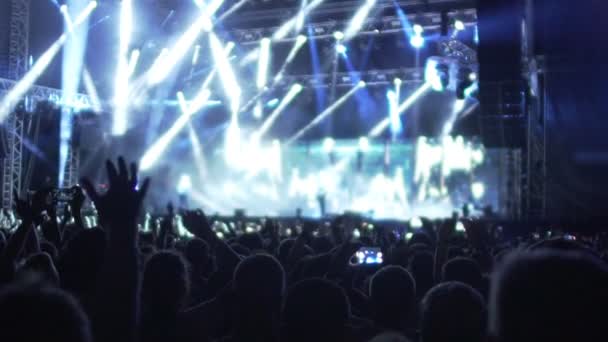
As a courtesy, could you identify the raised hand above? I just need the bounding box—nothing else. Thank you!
[181,209,216,244]
[81,157,149,233]
[13,190,36,224]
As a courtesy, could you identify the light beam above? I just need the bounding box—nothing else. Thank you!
[343,0,376,41]
[140,90,212,171]
[0,1,97,122]
[113,0,133,135]
[369,82,431,137]
[286,81,365,144]
[255,83,302,139]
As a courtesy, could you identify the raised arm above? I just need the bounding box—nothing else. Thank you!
[182,209,241,273]
[82,157,149,342]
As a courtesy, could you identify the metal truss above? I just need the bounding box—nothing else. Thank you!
[7,0,29,81]
[224,8,477,45]
[0,78,92,107]
[62,143,80,188]
[275,67,425,89]
[524,58,546,220]
[1,77,91,208]
[1,109,24,209]
[2,0,30,209]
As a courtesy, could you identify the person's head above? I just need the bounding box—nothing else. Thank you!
[311,236,334,254]
[421,282,486,342]
[278,238,296,265]
[441,257,483,292]
[233,254,285,315]
[282,278,350,342]
[490,250,608,342]
[237,232,265,251]
[0,284,91,342]
[40,241,58,262]
[369,332,411,342]
[142,251,190,315]
[409,251,434,300]
[369,265,416,331]
[21,252,60,285]
[185,238,210,275]
[58,228,106,296]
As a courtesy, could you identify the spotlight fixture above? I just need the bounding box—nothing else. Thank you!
[454,20,465,31]
[336,43,347,54]
[333,31,344,40]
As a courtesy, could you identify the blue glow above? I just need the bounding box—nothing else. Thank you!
[307,24,325,112]
[266,98,280,108]
[336,44,347,54]
[425,59,444,91]
[464,82,478,98]
[410,34,424,48]
[454,20,465,31]
[387,90,402,137]
[474,25,479,44]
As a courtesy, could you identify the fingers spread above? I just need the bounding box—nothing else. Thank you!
[106,160,118,183]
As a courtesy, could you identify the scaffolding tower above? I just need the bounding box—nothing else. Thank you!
[2,0,30,209]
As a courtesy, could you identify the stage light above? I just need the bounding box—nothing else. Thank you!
[442,99,466,135]
[140,89,211,171]
[286,82,365,144]
[410,34,424,48]
[471,182,485,200]
[255,83,303,138]
[456,221,466,232]
[192,44,201,65]
[322,137,335,153]
[253,102,263,119]
[188,123,207,182]
[257,38,271,89]
[177,174,193,194]
[344,0,377,41]
[454,20,465,31]
[127,49,140,77]
[394,78,402,85]
[147,7,214,86]
[209,33,241,115]
[336,43,347,54]
[469,72,477,81]
[0,1,97,122]
[410,216,422,229]
[413,24,424,35]
[358,80,366,87]
[266,98,279,107]
[333,31,344,40]
[82,69,103,113]
[272,34,307,85]
[273,0,324,40]
[369,82,431,137]
[113,0,133,135]
[358,136,370,152]
[387,90,401,136]
[425,59,450,91]
[456,67,474,99]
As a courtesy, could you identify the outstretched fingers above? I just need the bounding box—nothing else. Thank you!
[129,162,139,188]
[106,160,119,184]
[137,178,150,200]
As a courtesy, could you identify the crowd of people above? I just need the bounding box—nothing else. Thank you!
[0,157,606,342]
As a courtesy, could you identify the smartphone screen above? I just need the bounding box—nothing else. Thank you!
[351,247,383,265]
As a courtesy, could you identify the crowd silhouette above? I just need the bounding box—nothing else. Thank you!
[0,157,606,342]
